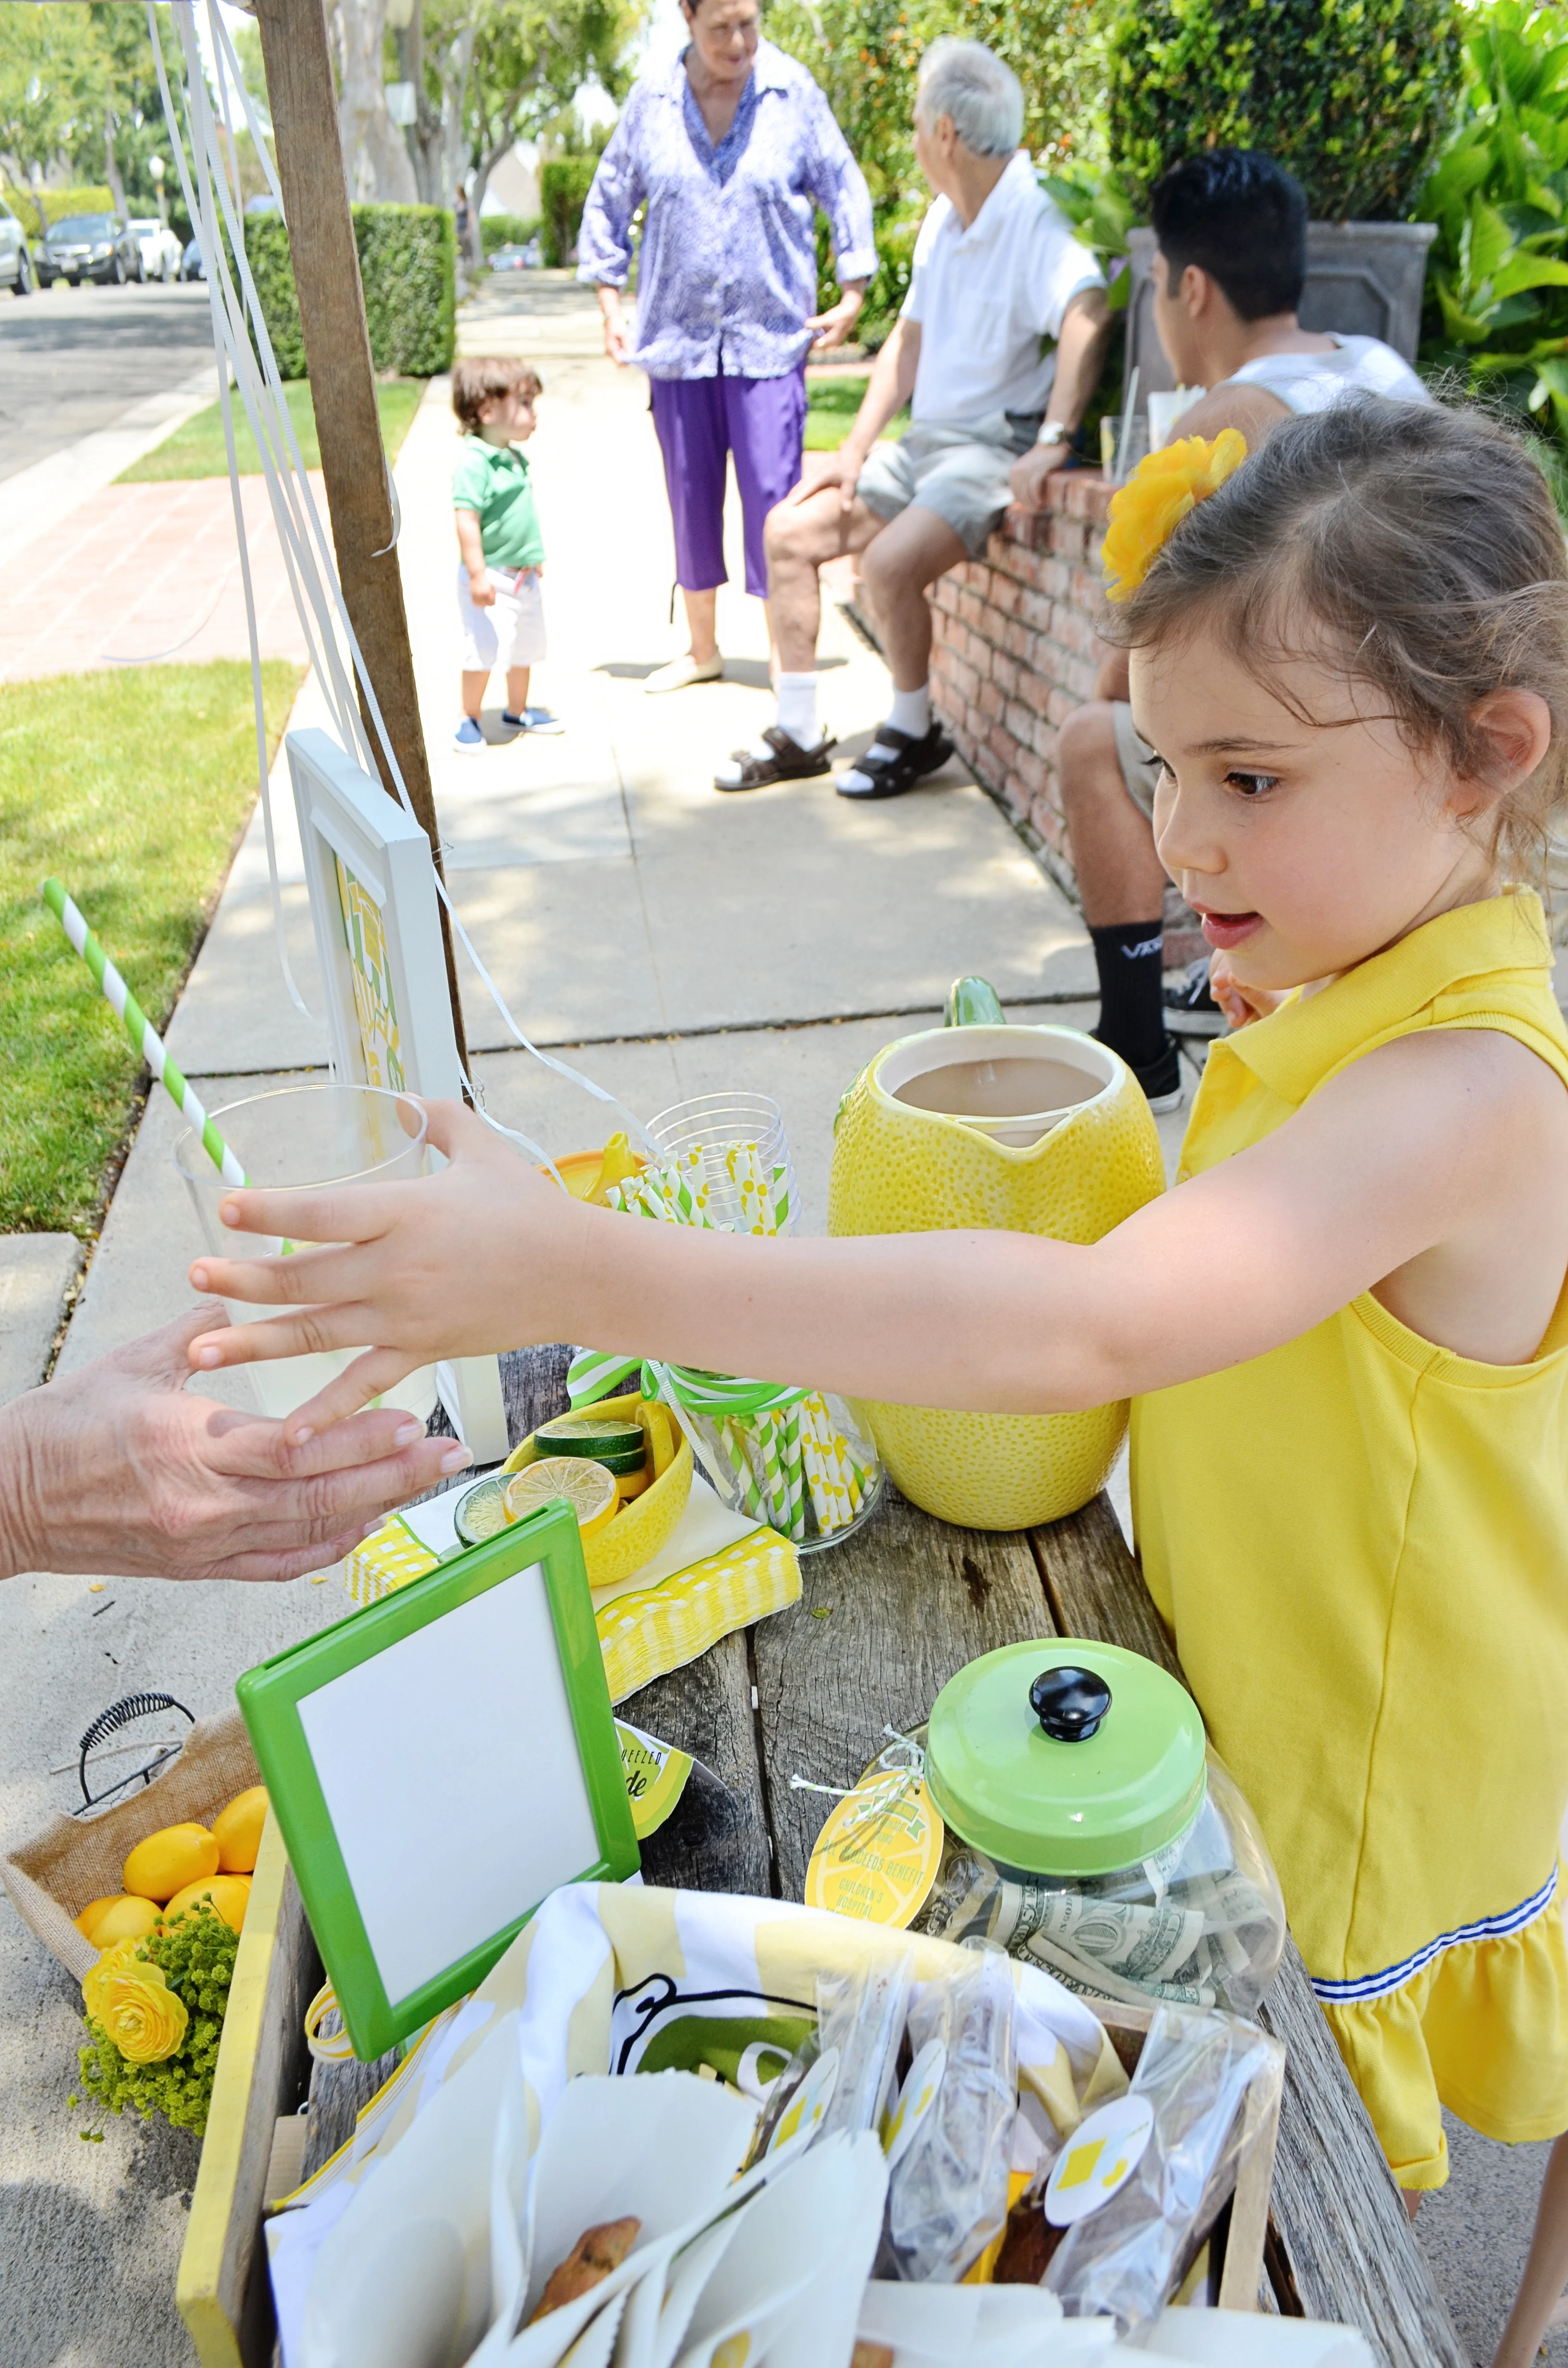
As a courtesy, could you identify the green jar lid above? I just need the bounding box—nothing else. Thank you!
[923,1640,1206,1876]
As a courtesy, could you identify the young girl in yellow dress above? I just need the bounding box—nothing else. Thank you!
[190,398,1568,2364]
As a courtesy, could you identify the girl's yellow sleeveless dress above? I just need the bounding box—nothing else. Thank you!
[1131,890,1568,2190]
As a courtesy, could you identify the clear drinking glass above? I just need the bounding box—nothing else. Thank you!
[173,1084,437,1424]
[1106,419,1152,484]
[645,1093,799,1235]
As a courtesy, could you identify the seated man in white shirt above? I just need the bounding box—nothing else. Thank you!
[1062,148,1430,1110]
[715,37,1112,798]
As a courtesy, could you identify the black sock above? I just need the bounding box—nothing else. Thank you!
[1090,920,1167,1068]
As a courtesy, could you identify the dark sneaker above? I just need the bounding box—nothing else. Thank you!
[1164,957,1225,1037]
[1097,1031,1184,1114]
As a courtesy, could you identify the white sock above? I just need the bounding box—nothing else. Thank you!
[774,672,818,746]
[888,683,931,740]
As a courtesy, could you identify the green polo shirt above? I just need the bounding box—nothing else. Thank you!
[452,437,544,570]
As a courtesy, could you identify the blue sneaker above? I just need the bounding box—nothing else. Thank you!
[453,717,485,752]
[502,706,564,735]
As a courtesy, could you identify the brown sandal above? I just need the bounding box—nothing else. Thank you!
[713,725,836,793]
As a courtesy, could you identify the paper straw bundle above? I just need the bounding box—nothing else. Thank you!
[600,1145,875,1541]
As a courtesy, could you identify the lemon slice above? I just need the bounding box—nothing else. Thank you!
[454,1475,511,1546]
[505,1455,618,1539]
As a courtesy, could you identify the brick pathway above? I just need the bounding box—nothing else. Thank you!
[0,473,314,683]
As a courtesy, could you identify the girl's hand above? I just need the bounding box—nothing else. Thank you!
[184,1102,585,1441]
[1209,952,1289,1031]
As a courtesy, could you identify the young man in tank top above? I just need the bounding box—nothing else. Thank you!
[1056,148,1430,1111]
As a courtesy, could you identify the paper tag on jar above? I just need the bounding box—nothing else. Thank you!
[1043,2093,1155,2225]
[615,1719,694,1839]
[803,1761,944,1927]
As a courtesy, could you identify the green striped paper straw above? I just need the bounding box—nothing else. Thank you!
[43,879,249,1188]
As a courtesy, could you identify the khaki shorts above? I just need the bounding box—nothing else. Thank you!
[857,411,1040,559]
[1113,700,1163,819]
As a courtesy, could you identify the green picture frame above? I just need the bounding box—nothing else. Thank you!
[235,1498,639,2060]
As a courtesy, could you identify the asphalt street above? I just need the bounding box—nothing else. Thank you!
[0,280,214,482]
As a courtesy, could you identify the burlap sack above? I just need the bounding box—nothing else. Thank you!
[0,1705,261,1983]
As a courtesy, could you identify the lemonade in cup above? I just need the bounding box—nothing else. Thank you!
[173,1084,437,1425]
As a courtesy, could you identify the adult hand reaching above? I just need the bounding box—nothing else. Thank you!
[0,1306,467,1584]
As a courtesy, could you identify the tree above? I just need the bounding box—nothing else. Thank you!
[462,0,639,226]
[330,0,418,201]
[0,3,110,217]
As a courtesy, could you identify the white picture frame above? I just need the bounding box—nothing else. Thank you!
[288,728,510,1463]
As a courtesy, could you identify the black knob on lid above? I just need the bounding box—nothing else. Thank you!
[1030,1665,1112,1742]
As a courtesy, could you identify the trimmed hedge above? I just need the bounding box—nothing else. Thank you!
[540,157,598,267]
[245,205,456,382]
[3,183,116,237]
[1105,0,1463,221]
[481,212,541,256]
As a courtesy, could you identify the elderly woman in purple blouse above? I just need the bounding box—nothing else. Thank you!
[577,0,875,696]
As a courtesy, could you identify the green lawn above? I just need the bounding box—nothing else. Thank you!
[118,378,427,483]
[804,373,909,452]
[1,661,304,1235]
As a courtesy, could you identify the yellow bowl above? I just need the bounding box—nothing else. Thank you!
[503,1392,693,1590]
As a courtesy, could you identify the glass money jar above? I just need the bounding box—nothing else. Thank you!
[908,1640,1286,2017]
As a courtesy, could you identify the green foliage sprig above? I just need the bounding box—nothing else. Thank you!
[245,206,456,381]
[72,1904,240,2141]
[1416,1,1568,443]
[1104,0,1463,222]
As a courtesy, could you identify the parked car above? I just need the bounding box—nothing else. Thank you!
[128,217,184,283]
[489,238,542,272]
[37,213,144,287]
[181,236,205,282]
[0,195,34,295]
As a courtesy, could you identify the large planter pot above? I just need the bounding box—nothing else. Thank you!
[1123,220,1436,409]
[826,1015,1164,1530]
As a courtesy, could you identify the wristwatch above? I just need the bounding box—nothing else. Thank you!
[1035,420,1073,450]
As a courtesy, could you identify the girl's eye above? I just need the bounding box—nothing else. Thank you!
[1225,769,1280,799]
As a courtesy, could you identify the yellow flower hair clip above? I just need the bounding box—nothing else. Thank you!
[1102,428,1249,604]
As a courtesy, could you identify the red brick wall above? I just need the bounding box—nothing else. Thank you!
[928,468,1204,967]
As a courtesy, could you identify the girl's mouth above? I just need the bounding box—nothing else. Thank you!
[1196,907,1262,951]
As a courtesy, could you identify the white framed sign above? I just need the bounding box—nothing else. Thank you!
[288,728,509,1462]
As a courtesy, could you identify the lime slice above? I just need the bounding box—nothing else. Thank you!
[454,1475,510,1546]
[505,1455,619,1539]
[536,1416,645,1460]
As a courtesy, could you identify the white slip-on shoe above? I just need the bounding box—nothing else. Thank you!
[644,653,724,694]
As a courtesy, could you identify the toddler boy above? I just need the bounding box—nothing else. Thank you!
[452,357,562,749]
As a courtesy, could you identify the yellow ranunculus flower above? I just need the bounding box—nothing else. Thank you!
[82,1935,166,2024]
[97,1971,189,2064]
[1102,429,1249,603]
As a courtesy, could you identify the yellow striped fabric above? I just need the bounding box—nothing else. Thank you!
[598,1527,800,1703]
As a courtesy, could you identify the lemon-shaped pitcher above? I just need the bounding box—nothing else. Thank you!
[827,983,1164,1529]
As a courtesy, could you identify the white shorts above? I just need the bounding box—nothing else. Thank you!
[457,564,547,673]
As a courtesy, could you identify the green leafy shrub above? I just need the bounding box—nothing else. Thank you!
[540,156,598,267]
[245,205,456,382]
[481,211,541,255]
[2,182,115,236]
[73,1905,240,2141]
[1416,1,1568,447]
[1105,0,1463,220]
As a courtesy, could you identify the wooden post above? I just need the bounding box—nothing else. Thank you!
[253,0,470,1082]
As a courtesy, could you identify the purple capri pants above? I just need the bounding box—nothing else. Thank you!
[649,367,808,599]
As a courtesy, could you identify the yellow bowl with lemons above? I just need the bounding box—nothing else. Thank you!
[502,1393,693,1590]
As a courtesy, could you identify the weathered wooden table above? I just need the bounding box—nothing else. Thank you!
[311,1350,1470,2368]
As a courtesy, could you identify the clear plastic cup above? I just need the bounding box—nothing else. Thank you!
[645,1093,799,1235]
[172,1084,436,1425]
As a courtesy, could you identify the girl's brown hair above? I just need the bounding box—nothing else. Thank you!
[1113,400,1568,882]
[452,355,543,432]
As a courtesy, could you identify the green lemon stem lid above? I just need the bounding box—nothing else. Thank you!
[923,1639,1207,1876]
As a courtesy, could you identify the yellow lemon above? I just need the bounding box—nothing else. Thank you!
[122,1822,220,1903]
[504,1455,618,1539]
[212,1786,269,1875]
[163,1873,252,1932]
[635,1399,676,1479]
[76,1893,161,1947]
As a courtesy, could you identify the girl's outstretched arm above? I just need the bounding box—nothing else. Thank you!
[185,1024,1568,1442]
